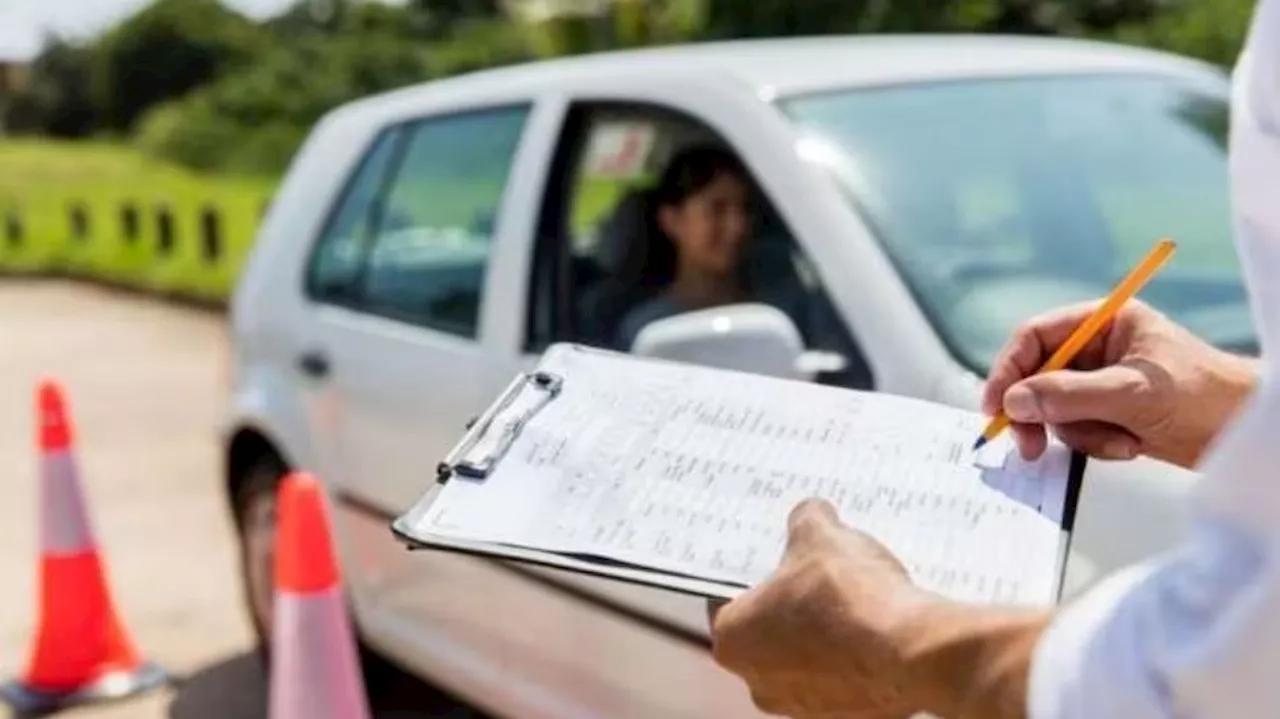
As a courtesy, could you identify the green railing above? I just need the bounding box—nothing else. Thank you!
[0,189,270,305]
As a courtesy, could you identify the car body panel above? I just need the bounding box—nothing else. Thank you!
[335,34,1225,109]
[334,501,764,719]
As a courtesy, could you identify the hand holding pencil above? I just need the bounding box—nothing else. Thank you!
[975,238,1211,463]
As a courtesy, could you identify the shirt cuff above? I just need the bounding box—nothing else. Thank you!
[1026,562,1162,719]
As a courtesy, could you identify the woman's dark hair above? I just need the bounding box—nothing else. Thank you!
[652,144,748,208]
[640,144,750,285]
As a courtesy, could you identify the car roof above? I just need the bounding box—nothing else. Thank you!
[372,33,1226,104]
[318,34,1231,141]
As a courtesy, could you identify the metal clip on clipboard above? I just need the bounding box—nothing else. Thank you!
[436,371,564,482]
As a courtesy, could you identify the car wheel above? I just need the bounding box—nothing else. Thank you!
[234,456,282,655]
[231,455,398,693]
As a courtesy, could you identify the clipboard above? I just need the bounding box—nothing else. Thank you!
[434,370,565,482]
[392,343,1090,604]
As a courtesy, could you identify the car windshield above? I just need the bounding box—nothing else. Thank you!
[778,73,1253,375]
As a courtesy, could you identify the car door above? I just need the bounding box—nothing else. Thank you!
[512,87,880,638]
[301,101,538,520]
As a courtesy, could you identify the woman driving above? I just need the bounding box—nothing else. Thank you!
[614,144,756,349]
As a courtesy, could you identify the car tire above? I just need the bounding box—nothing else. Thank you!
[231,454,398,696]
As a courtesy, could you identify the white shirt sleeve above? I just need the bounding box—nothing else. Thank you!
[1028,380,1280,719]
[1028,507,1280,719]
[1028,2,1280,716]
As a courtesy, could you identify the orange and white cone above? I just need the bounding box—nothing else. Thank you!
[1,380,166,713]
[269,471,370,719]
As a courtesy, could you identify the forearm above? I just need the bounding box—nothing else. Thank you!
[894,598,1051,719]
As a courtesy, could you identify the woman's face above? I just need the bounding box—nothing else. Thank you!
[659,172,752,276]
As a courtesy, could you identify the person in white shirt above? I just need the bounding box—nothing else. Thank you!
[707,1,1280,717]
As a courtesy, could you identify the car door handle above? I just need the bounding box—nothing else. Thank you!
[296,350,331,379]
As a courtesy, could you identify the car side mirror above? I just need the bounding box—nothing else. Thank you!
[629,303,844,382]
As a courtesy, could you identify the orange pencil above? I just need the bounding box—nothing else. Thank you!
[973,237,1177,451]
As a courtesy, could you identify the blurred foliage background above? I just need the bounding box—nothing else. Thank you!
[1,0,1257,177]
[0,0,1258,302]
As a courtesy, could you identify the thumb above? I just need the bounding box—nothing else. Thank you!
[1052,421,1141,461]
[785,498,841,555]
[1003,365,1147,427]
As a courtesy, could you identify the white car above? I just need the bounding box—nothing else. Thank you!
[225,34,1247,718]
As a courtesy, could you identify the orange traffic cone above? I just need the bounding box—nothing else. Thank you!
[0,380,166,714]
[269,471,370,719]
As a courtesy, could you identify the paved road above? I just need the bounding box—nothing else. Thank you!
[0,280,480,719]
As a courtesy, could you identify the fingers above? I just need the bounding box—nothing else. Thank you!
[1010,416,1141,462]
[1003,365,1148,427]
[982,302,1109,415]
[1010,422,1047,460]
[713,499,842,666]
[1052,421,1140,460]
[706,597,728,628]
[714,498,842,657]
[708,586,773,675]
[786,498,840,554]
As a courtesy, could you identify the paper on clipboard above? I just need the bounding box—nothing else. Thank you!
[394,344,1085,606]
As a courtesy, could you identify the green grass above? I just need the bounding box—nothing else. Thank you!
[0,140,277,301]
[0,140,644,303]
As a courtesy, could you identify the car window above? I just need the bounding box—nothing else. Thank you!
[306,128,402,301]
[567,120,659,255]
[360,104,531,337]
[780,74,1250,373]
[529,102,875,389]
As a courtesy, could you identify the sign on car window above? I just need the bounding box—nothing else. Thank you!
[582,122,655,178]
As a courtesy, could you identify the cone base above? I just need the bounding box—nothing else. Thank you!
[0,661,167,716]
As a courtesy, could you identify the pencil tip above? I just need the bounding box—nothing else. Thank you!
[971,436,987,452]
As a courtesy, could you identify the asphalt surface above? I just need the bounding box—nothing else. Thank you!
[0,280,481,719]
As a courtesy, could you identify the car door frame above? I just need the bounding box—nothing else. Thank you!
[501,70,963,398]
[296,88,565,515]
[475,91,571,360]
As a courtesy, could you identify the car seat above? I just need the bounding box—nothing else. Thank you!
[575,187,667,348]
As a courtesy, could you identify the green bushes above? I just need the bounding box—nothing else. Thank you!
[1103,0,1255,68]
[5,0,1255,181]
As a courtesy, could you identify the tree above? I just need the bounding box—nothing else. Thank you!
[91,0,268,132]
[692,0,1164,38]
[1104,0,1254,66]
[410,0,503,36]
[136,15,439,175]
[612,0,707,46]
[1,36,97,137]
[265,0,350,33]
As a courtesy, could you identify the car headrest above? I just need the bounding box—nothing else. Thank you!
[593,187,657,283]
